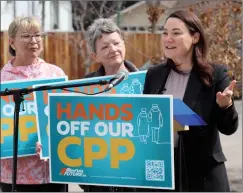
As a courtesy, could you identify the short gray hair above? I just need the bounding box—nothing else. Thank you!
[86,18,122,52]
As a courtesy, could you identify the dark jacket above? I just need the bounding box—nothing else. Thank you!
[142,63,238,191]
[85,60,138,78]
[80,60,138,192]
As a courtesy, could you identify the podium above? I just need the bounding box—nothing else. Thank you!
[173,98,206,191]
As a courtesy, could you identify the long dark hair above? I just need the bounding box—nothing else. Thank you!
[165,10,213,86]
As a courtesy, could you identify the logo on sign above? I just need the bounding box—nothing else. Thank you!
[59,168,86,177]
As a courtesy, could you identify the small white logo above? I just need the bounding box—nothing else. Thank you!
[60,168,86,177]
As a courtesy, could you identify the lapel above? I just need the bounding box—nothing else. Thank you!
[183,69,202,110]
[93,66,105,77]
[156,64,171,94]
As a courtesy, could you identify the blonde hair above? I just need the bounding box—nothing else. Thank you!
[8,16,42,56]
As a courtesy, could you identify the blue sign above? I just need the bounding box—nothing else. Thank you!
[173,99,206,126]
[0,77,67,159]
[49,94,174,189]
[34,71,146,159]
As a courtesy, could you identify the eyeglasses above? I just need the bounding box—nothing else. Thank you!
[20,32,45,42]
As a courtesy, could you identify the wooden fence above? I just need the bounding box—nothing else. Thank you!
[0,32,164,80]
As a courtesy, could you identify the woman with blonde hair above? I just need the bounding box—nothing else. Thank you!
[0,16,66,192]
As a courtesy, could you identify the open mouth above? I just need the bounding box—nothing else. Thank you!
[165,46,176,49]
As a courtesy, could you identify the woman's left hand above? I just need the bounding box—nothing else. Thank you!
[216,80,236,108]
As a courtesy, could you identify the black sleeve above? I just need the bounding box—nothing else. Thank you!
[214,64,239,135]
[143,69,152,94]
[83,72,96,79]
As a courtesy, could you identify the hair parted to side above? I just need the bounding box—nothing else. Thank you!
[86,18,122,53]
[165,10,213,86]
[8,16,42,56]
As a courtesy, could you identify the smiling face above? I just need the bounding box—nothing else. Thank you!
[93,32,125,70]
[162,17,199,62]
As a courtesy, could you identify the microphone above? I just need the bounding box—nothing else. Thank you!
[105,70,129,91]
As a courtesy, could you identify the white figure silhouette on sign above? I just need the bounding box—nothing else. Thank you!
[137,108,150,144]
[130,79,143,94]
[148,104,163,144]
[120,83,131,94]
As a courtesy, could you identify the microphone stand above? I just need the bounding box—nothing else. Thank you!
[0,79,109,192]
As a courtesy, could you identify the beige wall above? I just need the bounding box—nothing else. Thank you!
[111,2,176,28]
[111,0,242,29]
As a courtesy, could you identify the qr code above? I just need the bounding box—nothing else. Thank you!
[145,160,165,181]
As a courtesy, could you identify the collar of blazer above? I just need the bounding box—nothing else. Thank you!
[157,62,202,110]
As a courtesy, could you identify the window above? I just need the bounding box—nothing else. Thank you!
[52,1,59,29]
[32,1,35,15]
[138,26,146,31]
[129,26,137,31]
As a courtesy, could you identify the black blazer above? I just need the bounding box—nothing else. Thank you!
[143,63,238,191]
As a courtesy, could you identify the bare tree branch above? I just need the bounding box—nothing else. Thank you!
[48,1,132,75]
[99,0,107,17]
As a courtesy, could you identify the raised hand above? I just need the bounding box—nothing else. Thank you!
[216,80,236,108]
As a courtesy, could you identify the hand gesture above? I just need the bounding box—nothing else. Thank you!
[216,80,236,108]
